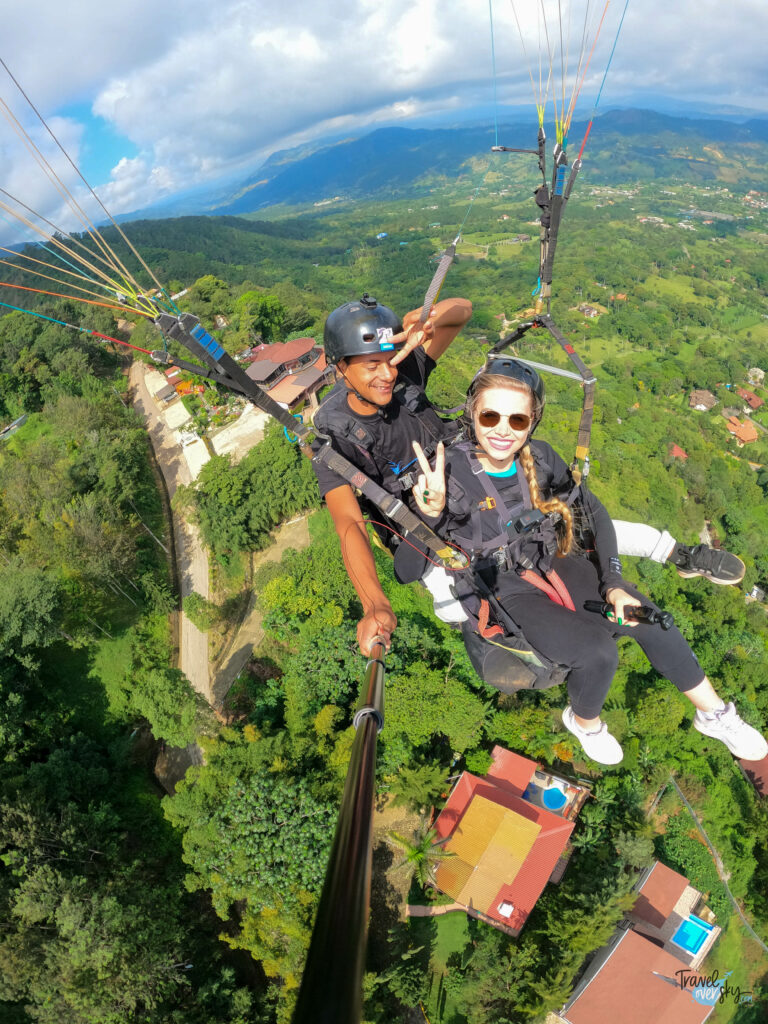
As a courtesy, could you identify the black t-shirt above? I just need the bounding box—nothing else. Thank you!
[311,347,454,498]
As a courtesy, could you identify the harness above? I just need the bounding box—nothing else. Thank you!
[444,443,580,642]
[313,375,462,495]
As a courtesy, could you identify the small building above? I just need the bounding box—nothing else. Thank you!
[164,367,182,386]
[430,746,589,937]
[578,303,600,318]
[213,314,230,329]
[735,387,764,411]
[0,413,28,442]
[689,389,717,411]
[155,384,177,405]
[746,367,765,387]
[376,232,388,239]
[558,862,721,1024]
[246,337,332,410]
[748,584,766,602]
[669,443,688,459]
[725,416,758,445]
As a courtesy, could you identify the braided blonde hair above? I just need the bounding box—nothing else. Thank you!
[467,372,574,556]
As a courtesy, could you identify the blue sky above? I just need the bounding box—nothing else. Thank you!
[1,0,766,236]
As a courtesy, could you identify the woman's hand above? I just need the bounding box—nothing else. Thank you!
[604,587,642,628]
[411,440,446,518]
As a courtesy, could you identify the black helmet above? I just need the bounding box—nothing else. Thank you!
[323,294,403,365]
[467,356,546,435]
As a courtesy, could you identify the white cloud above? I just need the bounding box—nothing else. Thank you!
[1,0,767,230]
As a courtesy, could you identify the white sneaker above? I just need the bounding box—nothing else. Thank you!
[562,706,624,765]
[693,702,768,761]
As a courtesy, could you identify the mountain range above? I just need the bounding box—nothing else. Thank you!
[126,108,768,223]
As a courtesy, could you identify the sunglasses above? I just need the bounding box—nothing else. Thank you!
[477,409,532,431]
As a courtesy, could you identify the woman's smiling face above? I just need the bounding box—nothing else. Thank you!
[473,385,533,467]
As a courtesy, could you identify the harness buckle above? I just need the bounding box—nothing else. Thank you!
[477,496,497,511]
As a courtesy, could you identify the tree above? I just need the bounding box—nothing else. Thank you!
[387,823,455,888]
[389,762,449,813]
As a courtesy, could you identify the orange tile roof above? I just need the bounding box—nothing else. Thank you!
[432,763,574,932]
[726,416,758,443]
[669,443,689,459]
[632,862,689,929]
[562,930,714,1024]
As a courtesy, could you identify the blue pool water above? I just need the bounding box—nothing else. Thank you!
[672,915,714,954]
[542,787,567,811]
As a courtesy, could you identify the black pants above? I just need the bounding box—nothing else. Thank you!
[493,555,704,719]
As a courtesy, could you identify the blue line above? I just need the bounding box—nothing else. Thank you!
[593,0,630,113]
[0,299,97,339]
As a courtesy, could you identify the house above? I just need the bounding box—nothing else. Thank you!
[577,303,600,318]
[558,862,722,1024]
[213,314,230,329]
[245,337,332,410]
[669,444,688,459]
[735,387,764,411]
[746,367,765,387]
[430,746,590,937]
[689,390,717,412]
[155,384,177,405]
[725,416,758,445]
[164,367,182,386]
[557,930,716,1024]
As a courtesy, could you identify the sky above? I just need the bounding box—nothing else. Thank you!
[1,0,767,237]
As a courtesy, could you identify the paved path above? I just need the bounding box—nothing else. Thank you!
[129,363,211,703]
[406,903,465,917]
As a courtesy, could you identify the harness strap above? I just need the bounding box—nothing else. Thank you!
[518,567,576,611]
[477,599,504,638]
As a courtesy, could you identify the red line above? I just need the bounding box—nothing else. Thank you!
[91,330,153,355]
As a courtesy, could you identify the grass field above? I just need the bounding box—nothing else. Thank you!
[412,911,471,1024]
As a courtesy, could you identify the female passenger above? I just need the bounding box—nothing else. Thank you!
[411,358,767,766]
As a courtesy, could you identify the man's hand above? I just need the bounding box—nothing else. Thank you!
[411,440,446,518]
[389,313,435,367]
[605,587,642,627]
[358,604,397,656]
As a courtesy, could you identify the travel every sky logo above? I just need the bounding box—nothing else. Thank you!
[655,968,754,1006]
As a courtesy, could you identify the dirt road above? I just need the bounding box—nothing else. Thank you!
[129,363,211,703]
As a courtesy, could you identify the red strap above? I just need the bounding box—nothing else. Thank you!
[478,599,504,638]
[519,568,576,611]
[546,569,576,611]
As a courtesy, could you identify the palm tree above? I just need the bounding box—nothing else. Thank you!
[387,823,455,888]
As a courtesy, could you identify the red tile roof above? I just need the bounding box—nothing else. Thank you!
[736,387,764,410]
[248,337,316,364]
[632,862,689,930]
[740,754,768,797]
[669,444,689,459]
[562,930,714,1024]
[485,745,537,795]
[432,761,574,934]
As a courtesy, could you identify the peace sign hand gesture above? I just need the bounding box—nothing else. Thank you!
[411,440,446,519]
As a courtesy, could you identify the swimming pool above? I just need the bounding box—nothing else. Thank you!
[671,914,715,955]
